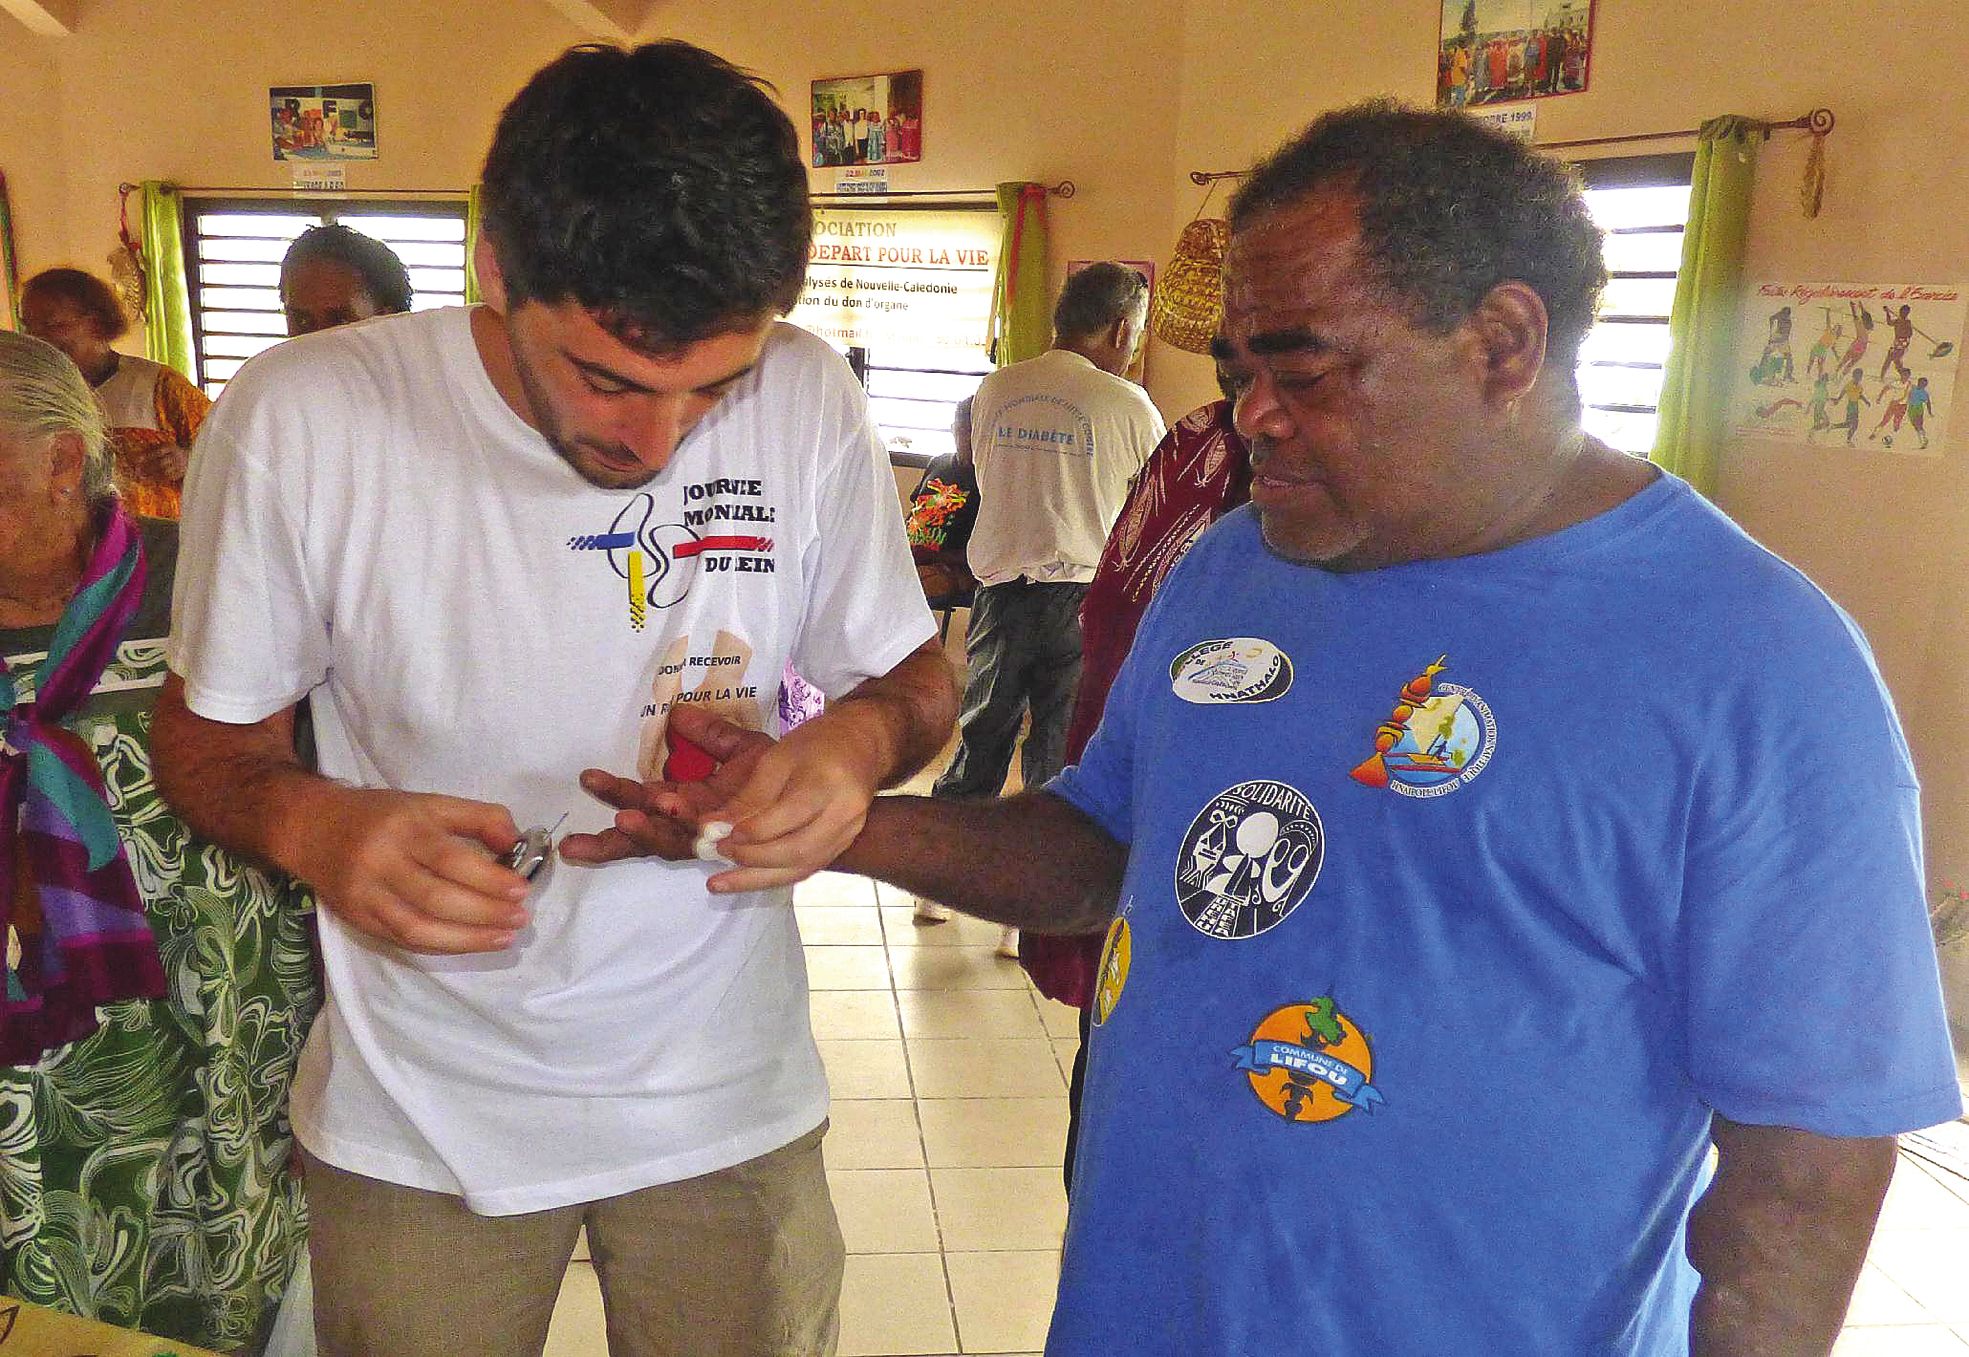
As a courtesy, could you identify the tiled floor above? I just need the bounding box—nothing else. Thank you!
[541,866,1969,1353]
[544,869,1068,1356]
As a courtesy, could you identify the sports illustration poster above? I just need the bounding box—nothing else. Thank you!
[270,83,377,161]
[1437,0,1592,108]
[810,70,923,168]
[1733,282,1964,455]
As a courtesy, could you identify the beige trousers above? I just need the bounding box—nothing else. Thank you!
[303,1122,843,1357]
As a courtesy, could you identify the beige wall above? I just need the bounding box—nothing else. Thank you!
[0,0,1184,315]
[4,0,1965,1019]
[0,35,62,279]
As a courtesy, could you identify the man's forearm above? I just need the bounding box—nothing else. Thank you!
[1686,1116,1895,1355]
[150,674,340,880]
[823,640,958,788]
[836,790,1126,933]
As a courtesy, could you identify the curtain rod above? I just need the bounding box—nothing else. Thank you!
[812,180,1076,201]
[1188,108,1835,182]
[125,180,1080,202]
[121,182,465,198]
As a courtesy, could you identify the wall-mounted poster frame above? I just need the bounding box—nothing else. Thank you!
[811,70,923,169]
[271,83,378,161]
[1437,0,1593,109]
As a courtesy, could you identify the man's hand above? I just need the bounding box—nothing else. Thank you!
[563,639,956,891]
[287,786,532,955]
[140,442,191,483]
[561,713,773,867]
[564,704,883,893]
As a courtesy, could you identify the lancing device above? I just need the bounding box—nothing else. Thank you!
[504,813,569,880]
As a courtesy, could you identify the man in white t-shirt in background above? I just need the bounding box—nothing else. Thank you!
[915,265,1164,950]
[151,41,955,1357]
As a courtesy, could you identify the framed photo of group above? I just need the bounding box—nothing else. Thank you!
[270,83,378,160]
[1437,0,1593,108]
[811,70,923,168]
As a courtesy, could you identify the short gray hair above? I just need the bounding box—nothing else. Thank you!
[1054,263,1150,341]
[0,330,113,503]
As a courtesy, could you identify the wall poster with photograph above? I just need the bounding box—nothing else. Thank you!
[811,71,922,169]
[271,83,377,160]
[1733,281,1963,454]
[1438,0,1592,108]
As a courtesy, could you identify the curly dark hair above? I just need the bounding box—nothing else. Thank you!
[1230,99,1606,365]
[22,267,130,341]
[479,41,812,354]
[281,224,414,314]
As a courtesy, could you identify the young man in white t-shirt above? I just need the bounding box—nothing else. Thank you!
[152,41,956,1357]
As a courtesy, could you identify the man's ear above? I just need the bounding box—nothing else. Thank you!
[1472,281,1550,408]
[473,236,509,313]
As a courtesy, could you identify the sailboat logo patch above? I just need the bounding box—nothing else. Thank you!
[1350,655,1496,799]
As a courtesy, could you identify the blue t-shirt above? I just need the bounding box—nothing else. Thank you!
[1047,473,1961,1356]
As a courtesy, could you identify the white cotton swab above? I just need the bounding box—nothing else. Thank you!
[693,820,735,864]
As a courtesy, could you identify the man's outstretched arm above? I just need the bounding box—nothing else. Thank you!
[570,706,1128,931]
[834,790,1128,935]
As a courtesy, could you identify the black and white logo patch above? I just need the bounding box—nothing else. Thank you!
[1175,780,1324,939]
[1169,637,1294,705]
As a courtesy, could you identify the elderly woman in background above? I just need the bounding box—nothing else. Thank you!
[0,331,318,1353]
[20,267,210,520]
[279,224,414,337]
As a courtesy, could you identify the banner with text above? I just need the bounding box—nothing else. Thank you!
[789,206,998,357]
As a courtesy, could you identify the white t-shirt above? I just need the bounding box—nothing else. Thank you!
[95,352,168,430]
[169,308,933,1215]
[964,349,1166,586]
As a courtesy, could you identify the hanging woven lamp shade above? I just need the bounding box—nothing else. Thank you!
[1150,217,1230,354]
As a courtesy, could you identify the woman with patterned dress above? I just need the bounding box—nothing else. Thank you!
[21,268,210,521]
[0,331,318,1353]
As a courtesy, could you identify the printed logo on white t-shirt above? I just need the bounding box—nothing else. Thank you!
[635,630,767,781]
[1169,637,1294,705]
[1174,779,1324,940]
[566,480,779,629]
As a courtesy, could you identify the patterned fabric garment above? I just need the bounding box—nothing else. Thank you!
[0,606,320,1349]
[106,366,210,521]
[0,503,166,1062]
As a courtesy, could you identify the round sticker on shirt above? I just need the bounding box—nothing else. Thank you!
[1174,780,1324,939]
[1169,637,1294,705]
[1092,915,1132,1027]
[1233,998,1384,1123]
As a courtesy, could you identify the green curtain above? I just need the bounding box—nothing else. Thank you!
[1648,117,1758,498]
[464,183,484,305]
[137,181,197,380]
[987,181,1050,366]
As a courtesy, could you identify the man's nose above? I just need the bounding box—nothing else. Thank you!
[623,395,697,472]
[1232,373,1290,442]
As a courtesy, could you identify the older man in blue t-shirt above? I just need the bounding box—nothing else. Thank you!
[636,102,1962,1356]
